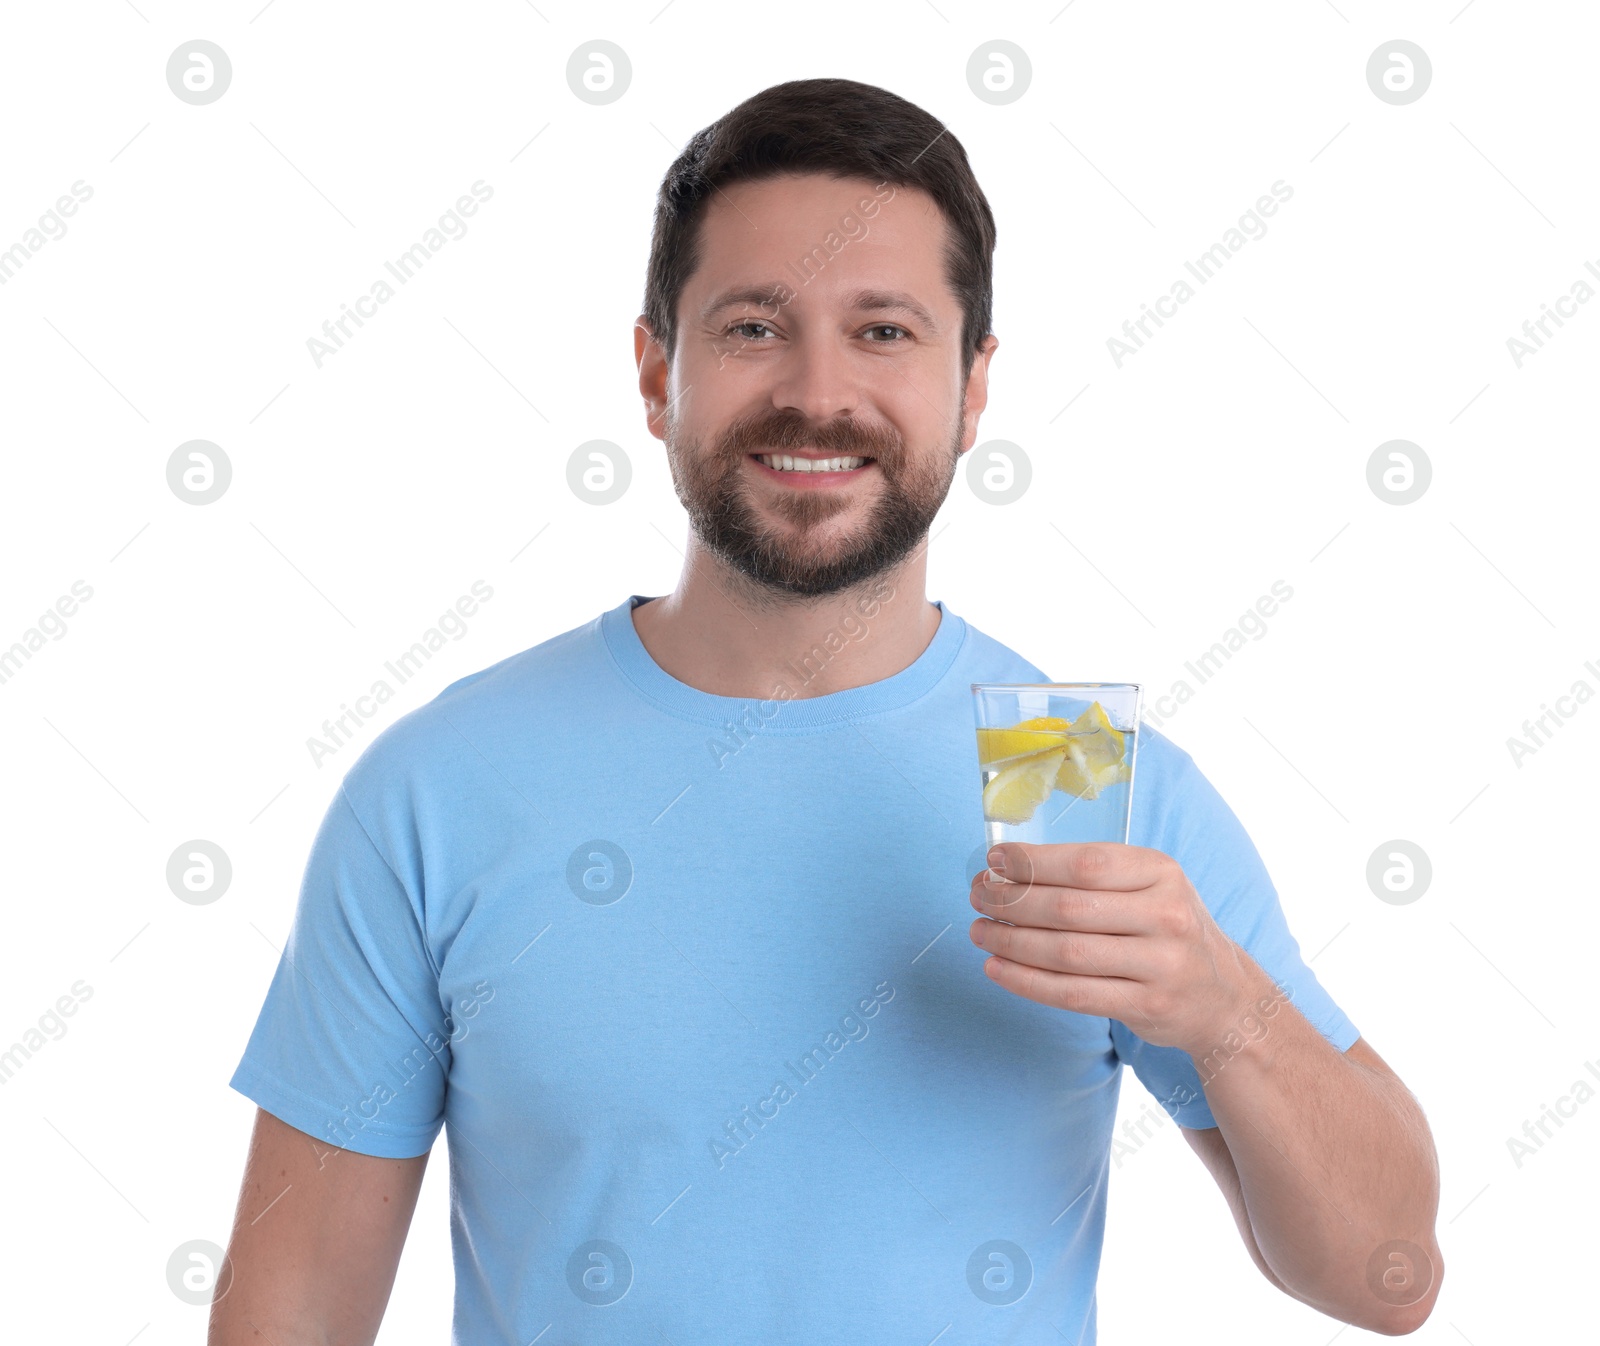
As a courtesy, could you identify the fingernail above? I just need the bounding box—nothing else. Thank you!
[987,848,1006,875]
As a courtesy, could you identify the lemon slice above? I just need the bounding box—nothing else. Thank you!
[976,724,1072,764]
[1054,744,1101,799]
[1054,736,1130,801]
[983,747,1067,824]
[1068,702,1125,772]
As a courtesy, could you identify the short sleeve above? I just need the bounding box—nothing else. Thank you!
[1110,733,1360,1129]
[229,783,448,1158]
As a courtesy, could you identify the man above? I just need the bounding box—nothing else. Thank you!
[215,78,1442,1344]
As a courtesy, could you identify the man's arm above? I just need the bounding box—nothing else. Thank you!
[1181,1032,1443,1336]
[968,842,1443,1335]
[209,1108,429,1346]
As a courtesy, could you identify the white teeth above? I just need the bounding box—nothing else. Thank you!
[756,454,868,473]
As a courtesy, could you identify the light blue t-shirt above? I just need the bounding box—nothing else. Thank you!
[230,593,1358,1344]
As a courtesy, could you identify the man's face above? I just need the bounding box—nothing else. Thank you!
[638,172,995,599]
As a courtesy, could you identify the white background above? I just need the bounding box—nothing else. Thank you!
[1,1,1594,1342]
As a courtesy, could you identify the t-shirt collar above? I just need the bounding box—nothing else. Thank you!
[600,592,966,729]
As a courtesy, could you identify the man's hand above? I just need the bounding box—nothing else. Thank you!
[970,840,1445,1335]
[968,841,1254,1053]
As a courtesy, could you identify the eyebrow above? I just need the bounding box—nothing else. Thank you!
[700,283,940,333]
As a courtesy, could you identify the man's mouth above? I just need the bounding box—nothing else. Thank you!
[750,452,873,474]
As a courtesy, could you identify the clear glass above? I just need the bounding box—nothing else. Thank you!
[970,682,1142,849]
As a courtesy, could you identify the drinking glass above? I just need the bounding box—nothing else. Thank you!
[970,682,1142,852]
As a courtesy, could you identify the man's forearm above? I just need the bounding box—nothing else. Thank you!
[1191,952,1442,1334]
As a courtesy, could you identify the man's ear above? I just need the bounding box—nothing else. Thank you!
[958,333,1000,454]
[635,315,669,443]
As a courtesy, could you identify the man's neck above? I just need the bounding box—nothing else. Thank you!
[630,540,943,699]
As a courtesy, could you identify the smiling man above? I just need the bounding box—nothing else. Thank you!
[215,79,1442,1345]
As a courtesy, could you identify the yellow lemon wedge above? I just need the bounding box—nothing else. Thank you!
[978,702,1130,810]
[1068,702,1125,771]
[976,721,1072,765]
[982,747,1067,824]
[1056,750,1131,801]
[1054,744,1101,799]
[1050,703,1129,799]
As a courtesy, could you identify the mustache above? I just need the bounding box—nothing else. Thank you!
[715,410,903,463]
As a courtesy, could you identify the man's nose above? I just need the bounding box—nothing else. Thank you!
[766,332,862,425]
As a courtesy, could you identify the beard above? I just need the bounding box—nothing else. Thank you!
[662,402,963,600]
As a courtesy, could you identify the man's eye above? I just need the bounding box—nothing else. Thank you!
[864,324,909,342]
[726,321,774,340]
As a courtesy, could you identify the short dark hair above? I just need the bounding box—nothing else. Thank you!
[642,77,997,383]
